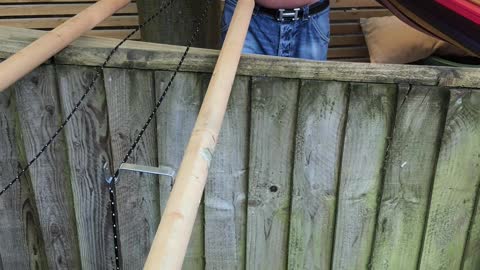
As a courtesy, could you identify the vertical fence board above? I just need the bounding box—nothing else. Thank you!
[103,68,160,270]
[287,80,349,270]
[463,197,480,270]
[204,76,249,270]
[333,83,396,270]
[14,65,81,270]
[57,65,114,270]
[247,77,299,270]
[155,71,206,270]
[370,85,448,270]
[419,89,480,270]
[0,88,48,270]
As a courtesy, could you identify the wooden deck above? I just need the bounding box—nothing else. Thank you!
[0,27,480,270]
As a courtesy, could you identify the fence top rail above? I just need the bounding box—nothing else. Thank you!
[0,26,478,88]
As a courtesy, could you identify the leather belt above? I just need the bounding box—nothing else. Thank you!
[256,0,330,22]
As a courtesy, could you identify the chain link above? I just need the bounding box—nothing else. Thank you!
[108,1,214,269]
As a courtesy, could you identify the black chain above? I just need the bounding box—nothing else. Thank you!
[0,0,176,197]
[108,1,213,269]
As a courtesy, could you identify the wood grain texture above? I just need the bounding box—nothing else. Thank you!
[204,76,249,270]
[419,90,480,270]
[56,65,115,270]
[332,83,396,270]
[370,85,448,270]
[0,3,137,16]
[287,80,349,270]
[137,0,221,49]
[0,16,138,29]
[13,65,81,269]
[463,193,480,270]
[103,68,160,270]
[247,77,299,270]
[3,27,479,88]
[155,71,206,270]
[0,87,48,270]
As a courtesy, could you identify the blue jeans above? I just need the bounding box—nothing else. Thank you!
[221,0,330,61]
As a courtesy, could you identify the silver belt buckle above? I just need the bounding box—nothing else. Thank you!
[277,8,301,22]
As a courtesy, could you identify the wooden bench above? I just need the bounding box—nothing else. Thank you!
[329,0,391,61]
[0,0,141,39]
[0,0,391,62]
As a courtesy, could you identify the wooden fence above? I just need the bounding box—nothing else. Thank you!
[1,27,480,270]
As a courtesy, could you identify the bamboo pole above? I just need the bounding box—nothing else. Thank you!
[0,0,131,92]
[143,0,254,269]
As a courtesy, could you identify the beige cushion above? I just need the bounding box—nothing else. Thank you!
[360,16,469,64]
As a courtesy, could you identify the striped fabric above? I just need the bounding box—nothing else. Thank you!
[377,0,480,56]
[437,0,480,24]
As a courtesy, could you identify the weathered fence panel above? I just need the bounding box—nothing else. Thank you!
[0,85,48,270]
[246,77,298,270]
[419,89,480,270]
[332,83,396,270]
[287,80,348,270]
[155,71,206,270]
[1,28,480,270]
[104,68,160,270]
[204,76,249,270]
[57,65,115,270]
[370,85,448,270]
[14,65,81,270]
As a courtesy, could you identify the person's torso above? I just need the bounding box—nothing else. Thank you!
[254,0,318,9]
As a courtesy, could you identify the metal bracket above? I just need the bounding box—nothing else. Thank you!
[105,163,176,188]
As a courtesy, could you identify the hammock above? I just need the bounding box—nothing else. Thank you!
[377,0,480,56]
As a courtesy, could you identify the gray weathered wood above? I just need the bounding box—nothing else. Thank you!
[462,195,480,270]
[370,85,448,270]
[155,71,206,270]
[0,87,48,270]
[103,68,160,270]
[204,76,249,270]
[247,77,299,270]
[287,80,349,270]
[332,83,396,270]
[137,0,221,48]
[14,64,81,270]
[56,65,115,270]
[419,89,480,270]
[3,28,480,88]
[2,25,480,269]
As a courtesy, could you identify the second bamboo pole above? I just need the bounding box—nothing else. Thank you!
[143,0,254,269]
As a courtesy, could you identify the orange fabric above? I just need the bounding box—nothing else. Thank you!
[360,16,469,63]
